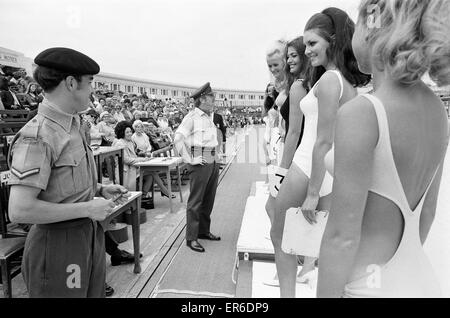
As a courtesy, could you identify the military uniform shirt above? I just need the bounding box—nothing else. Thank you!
[176,107,218,148]
[8,98,98,204]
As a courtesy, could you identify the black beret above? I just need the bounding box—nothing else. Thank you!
[34,47,100,75]
[190,82,214,100]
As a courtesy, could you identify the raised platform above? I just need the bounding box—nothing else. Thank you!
[236,182,274,262]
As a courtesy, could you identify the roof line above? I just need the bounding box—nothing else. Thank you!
[97,72,264,94]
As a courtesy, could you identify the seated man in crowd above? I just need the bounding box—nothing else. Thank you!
[0,77,23,110]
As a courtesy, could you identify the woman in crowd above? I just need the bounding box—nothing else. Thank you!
[23,82,43,110]
[112,103,126,123]
[133,111,143,122]
[318,0,449,298]
[157,115,174,142]
[113,121,175,209]
[132,120,152,157]
[97,111,117,146]
[271,7,371,297]
[82,109,103,148]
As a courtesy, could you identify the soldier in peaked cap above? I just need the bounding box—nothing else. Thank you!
[7,47,128,298]
[174,82,221,253]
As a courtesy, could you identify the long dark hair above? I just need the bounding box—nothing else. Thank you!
[285,36,310,91]
[305,7,371,87]
[263,83,279,115]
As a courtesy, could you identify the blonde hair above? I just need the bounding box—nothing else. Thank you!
[132,120,143,130]
[266,39,288,90]
[266,39,287,60]
[358,0,450,86]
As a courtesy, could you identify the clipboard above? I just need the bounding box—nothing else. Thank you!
[281,208,329,258]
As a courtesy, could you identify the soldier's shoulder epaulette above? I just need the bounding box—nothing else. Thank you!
[20,116,42,139]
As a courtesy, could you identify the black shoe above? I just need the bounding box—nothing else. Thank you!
[105,283,114,297]
[198,233,221,241]
[111,250,143,266]
[141,199,154,209]
[186,240,205,253]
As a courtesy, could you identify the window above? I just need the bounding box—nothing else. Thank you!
[219,94,225,99]
[161,89,168,95]
[113,84,118,91]
[229,94,235,100]
[172,90,178,96]
[151,88,157,94]
[238,94,246,100]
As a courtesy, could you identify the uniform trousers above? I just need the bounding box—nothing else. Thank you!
[22,218,105,298]
[186,161,220,241]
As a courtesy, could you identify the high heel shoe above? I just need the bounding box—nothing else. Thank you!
[162,192,176,199]
[296,270,317,288]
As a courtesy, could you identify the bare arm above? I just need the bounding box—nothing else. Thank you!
[279,81,306,169]
[307,73,341,198]
[9,185,114,224]
[317,97,378,298]
[302,73,342,222]
[261,122,272,165]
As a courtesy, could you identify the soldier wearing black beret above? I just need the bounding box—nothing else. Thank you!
[174,82,221,253]
[8,47,128,297]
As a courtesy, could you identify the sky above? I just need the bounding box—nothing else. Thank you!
[0,0,362,91]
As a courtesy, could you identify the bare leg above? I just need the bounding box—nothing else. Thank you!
[265,195,276,226]
[152,173,170,196]
[142,174,154,197]
[271,163,309,298]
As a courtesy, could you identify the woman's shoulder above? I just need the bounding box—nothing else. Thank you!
[113,138,127,147]
[316,71,343,95]
[290,79,307,92]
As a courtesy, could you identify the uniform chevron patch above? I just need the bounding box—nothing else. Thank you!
[11,167,40,179]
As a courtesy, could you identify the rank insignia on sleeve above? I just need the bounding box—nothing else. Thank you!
[11,167,40,179]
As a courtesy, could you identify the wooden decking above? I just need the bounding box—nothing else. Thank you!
[3,130,245,298]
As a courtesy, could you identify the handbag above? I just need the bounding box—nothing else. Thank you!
[281,208,329,258]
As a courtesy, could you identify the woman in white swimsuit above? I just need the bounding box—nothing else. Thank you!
[263,40,288,220]
[318,0,450,298]
[264,37,310,287]
[271,7,371,297]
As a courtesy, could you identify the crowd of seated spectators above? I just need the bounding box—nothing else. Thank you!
[81,92,183,152]
[0,67,43,111]
[1,65,262,149]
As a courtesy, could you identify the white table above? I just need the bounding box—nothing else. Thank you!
[135,157,184,213]
[98,191,142,273]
